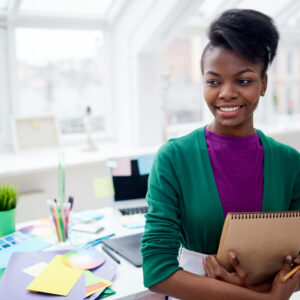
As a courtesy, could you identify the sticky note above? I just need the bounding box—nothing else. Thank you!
[137,154,155,175]
[26,255,84,296]
[0,267,5,280]
[84,270,112,297]
[22,262,48,277]
[106,158,117,168]
[111,157,131,176]
[93,177,114,198]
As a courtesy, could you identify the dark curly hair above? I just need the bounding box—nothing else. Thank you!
[201,9,279,77]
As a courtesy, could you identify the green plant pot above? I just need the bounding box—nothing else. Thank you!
[0,208,16,237]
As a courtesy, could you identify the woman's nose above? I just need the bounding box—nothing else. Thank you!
[219,83,238,100]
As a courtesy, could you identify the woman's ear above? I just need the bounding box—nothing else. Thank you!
[261,74,268,96]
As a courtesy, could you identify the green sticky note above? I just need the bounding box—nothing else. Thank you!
[95,287,116,299]
[85,270,102,286]
[107,158,117,168]
[0,268,6,281]
[93,177,115,198]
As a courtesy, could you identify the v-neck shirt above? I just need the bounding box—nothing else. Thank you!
[141,127,300,287]
[205,128,264,217]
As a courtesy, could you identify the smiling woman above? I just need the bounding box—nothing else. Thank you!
[141,8,300,300]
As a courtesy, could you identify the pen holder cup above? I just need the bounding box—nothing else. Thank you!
[48,202,71,244]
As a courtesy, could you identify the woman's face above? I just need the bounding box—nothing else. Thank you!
[202,47,267,136]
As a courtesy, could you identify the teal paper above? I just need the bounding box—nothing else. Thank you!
[0,268,5,281]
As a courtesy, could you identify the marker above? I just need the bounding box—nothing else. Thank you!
[102,245,121,264]
[82,233,115,249]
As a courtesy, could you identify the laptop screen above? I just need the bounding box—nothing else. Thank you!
[112,159,149,202]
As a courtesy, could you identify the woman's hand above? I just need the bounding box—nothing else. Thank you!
[203,252,272,292]
[292,253,300,292]
[267,255,300,300]
[204,252,250,287]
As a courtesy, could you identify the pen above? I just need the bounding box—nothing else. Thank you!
[282,265,300,282]
[102,245,121,264]
[82,233,115,249]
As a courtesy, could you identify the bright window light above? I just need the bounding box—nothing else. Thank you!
[20,0,114,16]
[0,0,7,10]
[16,28,106,135]
[161,38,202,127]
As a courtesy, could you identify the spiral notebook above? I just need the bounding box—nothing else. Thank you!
[217,211,300,285]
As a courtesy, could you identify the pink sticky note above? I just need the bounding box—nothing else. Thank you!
[111,157,131,176]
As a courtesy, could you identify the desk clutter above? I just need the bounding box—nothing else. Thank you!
[0,209,118,299]
[0,248,117,299]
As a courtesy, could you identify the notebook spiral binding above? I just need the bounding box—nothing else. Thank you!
[230,211,300,220]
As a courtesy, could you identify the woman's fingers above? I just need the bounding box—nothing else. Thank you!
[293,254,300,265]
[228,251,249,286]
[203,256,216,278]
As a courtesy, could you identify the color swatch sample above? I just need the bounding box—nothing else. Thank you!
[19,223,54,239]
[111,157,131,176]
[137,154,155,175]
[0,231,51,268]
[93,177,115,198]
[84,270,112,297]
[63,248,106,270]
[26,255,84,296]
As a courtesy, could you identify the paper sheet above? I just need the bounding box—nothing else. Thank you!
[93,177,115,198]
[111,157,131,176]
[85,270,112,297]
[22,262,48,277]
[26,255,84,296]
[137,154,155,175]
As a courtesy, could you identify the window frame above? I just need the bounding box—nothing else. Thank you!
[8,11,114,147]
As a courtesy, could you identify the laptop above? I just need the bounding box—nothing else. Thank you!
[102,232,143,267]
[111,159,149,225]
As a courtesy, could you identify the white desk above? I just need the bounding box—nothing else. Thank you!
[91,207,158,300]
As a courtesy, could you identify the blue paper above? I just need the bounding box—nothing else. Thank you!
[72,210,104,223]
[137,154,155,175]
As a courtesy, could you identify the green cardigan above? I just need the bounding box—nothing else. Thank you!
[141,127,300,287]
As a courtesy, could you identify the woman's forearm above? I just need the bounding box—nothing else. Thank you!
[149,270,270,300]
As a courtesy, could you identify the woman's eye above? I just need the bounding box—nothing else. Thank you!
[238,79,252,85]
[206,80,220,86]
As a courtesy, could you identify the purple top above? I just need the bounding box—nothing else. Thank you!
[205,128,264,217]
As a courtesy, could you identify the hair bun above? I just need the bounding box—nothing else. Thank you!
[207,9,279,75]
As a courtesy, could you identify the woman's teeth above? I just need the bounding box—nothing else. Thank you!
[219,106,240,112]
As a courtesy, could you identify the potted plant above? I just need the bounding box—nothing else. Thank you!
[0,184,18,237]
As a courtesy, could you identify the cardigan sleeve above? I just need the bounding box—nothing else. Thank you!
[141,141,183,287]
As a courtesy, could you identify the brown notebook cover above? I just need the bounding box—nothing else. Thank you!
[217,211,300,285]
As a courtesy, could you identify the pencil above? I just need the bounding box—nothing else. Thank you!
[282,265,300,282]
[102,245,121,264]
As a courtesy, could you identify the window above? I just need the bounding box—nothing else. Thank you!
[287,51,293,75]
[161,38,202,128]
[0,0,7,10]
[16,28,106,135]
[20,0,114,16]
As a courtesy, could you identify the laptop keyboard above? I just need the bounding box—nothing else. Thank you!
[119,206,148,216]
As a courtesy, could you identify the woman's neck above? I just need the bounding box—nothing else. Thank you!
[206,122,255,137]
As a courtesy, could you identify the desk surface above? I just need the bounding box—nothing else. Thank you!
[93,207,149,300]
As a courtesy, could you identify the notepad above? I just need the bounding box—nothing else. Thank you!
[217,211,300,285]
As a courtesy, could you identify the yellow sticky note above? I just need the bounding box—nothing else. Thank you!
[93,177,115,198]
[26,255,84,296]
